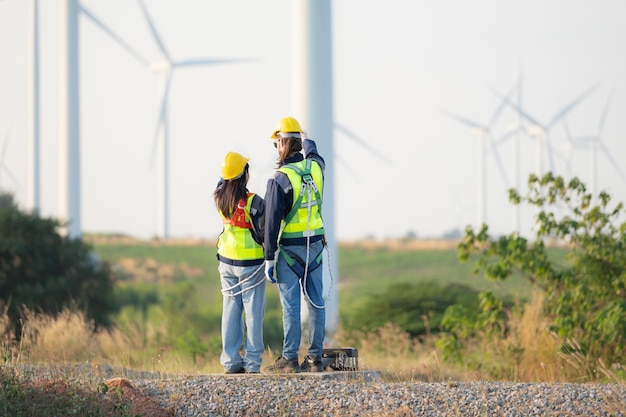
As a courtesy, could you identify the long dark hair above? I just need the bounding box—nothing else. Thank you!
[214,165,249,218]
[276,137,303,167]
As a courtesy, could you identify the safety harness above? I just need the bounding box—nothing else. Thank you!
[219,193,265,298]
[277,159,330,309]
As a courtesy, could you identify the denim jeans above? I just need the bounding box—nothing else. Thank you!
[219,262,266,372]
[276,240,326,360]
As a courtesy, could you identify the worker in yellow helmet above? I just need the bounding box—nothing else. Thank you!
[263,116,326,373]
[214,151,266,374]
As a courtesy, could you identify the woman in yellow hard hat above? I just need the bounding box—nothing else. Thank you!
[263,116,327,373]
[214,151,266,374]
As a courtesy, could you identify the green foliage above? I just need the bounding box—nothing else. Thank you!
[0,193,115,335]
[342,281,480,338]
[451,173,626,365]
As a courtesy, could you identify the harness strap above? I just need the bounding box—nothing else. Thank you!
[281,160,323,225]
[280,247,323,278]
[222,194,252,229]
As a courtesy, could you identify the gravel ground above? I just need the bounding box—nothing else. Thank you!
[131,373,626,417]
[13,365,626,416]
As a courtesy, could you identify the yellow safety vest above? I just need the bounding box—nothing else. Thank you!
[278,159,325,239]
[217,193,264,261]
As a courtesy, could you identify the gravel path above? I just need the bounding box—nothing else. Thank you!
[130,373,626,417]
[13,364,626,416]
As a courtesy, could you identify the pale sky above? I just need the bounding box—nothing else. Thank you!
[1,0,626,241]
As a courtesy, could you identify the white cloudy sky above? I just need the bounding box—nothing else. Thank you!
[1,0,625,241]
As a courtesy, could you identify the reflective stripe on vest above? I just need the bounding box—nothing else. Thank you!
[278,160,325,239]
[217,193,264,260]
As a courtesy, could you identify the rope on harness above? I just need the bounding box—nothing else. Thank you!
[221,262,265,298]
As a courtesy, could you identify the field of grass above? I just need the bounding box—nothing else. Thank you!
[90,236,537,320]
[2,236,624,415]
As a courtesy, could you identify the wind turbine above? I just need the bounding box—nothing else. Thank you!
[570,90,626,202]
[442,88,512,228]
[137,0,255,239]
[495,83,600,179]
[56,0,151,237]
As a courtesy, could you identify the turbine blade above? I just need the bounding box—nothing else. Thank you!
[598,141,626,184]
[488,83,516,128]
[137,0,171,61]
[441,110,486,131]
[174,57,259,67]
[548,82,600,128]
[334,123,392,165]
[80,5,149,66]
[334,154,360,181]
[1,166,20,188]
[597,90,613,137]
[491,87,542,129]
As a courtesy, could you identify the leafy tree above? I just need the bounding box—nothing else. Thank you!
[449,173,626,365]
[343,280,480,338]
[0,192,115,335]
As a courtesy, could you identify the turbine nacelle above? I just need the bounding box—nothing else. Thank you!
[148,60,171,73]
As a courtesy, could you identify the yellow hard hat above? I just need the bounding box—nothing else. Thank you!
[221,151,249,180]
[271,116,302,139]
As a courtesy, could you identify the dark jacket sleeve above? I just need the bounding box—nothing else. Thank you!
[249,194,265,245]
[303,139,325,173]
[263,174,286,260]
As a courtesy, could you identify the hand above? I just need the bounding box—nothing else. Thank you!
[265,260,276,283]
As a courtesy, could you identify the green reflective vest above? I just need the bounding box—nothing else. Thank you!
[217,193,264,261]
[278,159,325,239]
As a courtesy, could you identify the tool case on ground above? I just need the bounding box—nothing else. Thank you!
[322,348,358,371]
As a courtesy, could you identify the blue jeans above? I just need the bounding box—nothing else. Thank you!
[276,240,326,360]
[219,262,266,372]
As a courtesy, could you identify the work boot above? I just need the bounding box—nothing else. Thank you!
[300,355,324,372]
[264,356,300,373]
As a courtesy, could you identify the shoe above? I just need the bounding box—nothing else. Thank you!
[264,356,300,373]
[224,367,245,374]
[245,370,260,374]
[300,355,324,372]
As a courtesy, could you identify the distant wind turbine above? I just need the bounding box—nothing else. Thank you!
[137,0,255,239]
[568,90,626,202]
[495,83,600,178]
[56,0,151,237]
[442,88,512,228]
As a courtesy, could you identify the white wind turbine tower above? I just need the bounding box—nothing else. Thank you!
[28,0,41,213]
[292,0,338,335]
[442,91,511,229]
[137,0,254,239]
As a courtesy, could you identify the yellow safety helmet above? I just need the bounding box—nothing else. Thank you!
[271,116,303,139]
[221,151,249,180]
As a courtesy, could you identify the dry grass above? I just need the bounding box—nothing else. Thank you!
[1,304,625,416]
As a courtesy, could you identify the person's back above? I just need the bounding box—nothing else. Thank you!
[214,151,266,374]
[263,117,327,373]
